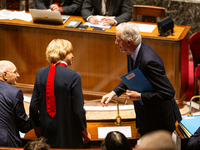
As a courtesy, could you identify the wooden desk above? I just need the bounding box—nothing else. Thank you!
[0,13,190,104]
[24,120,140,148]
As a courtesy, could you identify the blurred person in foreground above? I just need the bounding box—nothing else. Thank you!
[101,131,132,150]
[0,60,32,147]
[136,130,178,150]
[30,39,91,148]
[24,137,50,150]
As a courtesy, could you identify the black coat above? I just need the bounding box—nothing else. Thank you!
[30,65,86,148]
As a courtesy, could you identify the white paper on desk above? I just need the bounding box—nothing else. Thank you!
[98,126,132,138]
[84,15,114,29]
[0,9,14,20]
[134,23,157,33]
[12,11,32,22]
[0,9,32,21]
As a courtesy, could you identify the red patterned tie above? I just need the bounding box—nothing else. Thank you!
[46,62,67,118]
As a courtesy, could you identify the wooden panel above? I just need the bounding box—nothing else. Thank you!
[0,14,190,102]
[24,120,140,147]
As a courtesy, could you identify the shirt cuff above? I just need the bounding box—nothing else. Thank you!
[112,18,118,26]
[86,15,93,22]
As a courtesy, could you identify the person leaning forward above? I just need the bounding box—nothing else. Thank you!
[30,39,91,148]
[0,60,32,147]
[101,22,182,136]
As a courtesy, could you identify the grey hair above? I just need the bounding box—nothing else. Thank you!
[116,22,142,45]
[0,60,10,76]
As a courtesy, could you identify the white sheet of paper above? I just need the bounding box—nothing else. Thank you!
[12,11,32,22]
[0,9,32,21]
[134,23,157,33]
[98,126,132,138]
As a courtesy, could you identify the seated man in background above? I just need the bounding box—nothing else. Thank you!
[81,0,133,26]
[36,0,83,15]
[0,60,32,147]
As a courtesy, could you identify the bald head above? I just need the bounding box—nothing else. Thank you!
[137,130,178,150]
[0,60,19,85]
[0,60,15,76]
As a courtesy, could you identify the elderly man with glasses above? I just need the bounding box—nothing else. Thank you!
[0,60,32,147]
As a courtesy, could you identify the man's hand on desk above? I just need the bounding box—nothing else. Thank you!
[101,91,115,107]
[88,16,99,24]
[89,16,115,26]
[50,4,60,11]
[100,17,115,26]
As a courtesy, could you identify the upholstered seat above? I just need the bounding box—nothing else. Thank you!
[189,32,200,96]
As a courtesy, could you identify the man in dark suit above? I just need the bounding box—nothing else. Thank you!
[81,0,133,26]
[0,60,32,147]
[36,0,83,15]
[30,39,91,148]
[101,22,182,136]
[187,127,200,150]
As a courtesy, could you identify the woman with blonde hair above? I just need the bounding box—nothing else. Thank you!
[30,39,90,148]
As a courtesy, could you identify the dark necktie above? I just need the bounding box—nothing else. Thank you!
[129,56,134,71]
[46,62,67,118]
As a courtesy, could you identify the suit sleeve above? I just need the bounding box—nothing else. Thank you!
[114,0,133,24]
[36,0,48,9]
[71,72,87,131]
[61,0,83,15]
[14,90,32,133]
[81,0,94,20]
[187,127,200,150]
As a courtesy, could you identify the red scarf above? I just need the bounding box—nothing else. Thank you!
[46,62,67,118]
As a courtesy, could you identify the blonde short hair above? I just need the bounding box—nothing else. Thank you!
[46,39,73,64]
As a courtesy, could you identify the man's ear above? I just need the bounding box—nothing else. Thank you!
[2,71,7,81]
[127,40,132,45]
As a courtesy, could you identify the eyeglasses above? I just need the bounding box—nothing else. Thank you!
[6,69,19,75]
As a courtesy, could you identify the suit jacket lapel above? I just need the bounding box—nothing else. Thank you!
[134,42,143,69]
